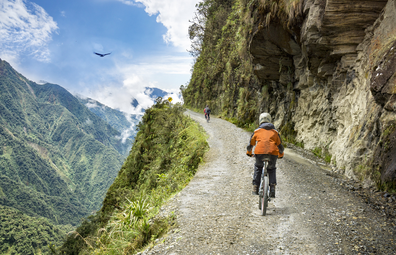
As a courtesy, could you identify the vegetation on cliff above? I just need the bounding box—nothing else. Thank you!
[184,0,256,125]
[183,0,396,191]
[0,59,128,252]
[0,205,73,255]
[183,0,302,138]
[58,99,208,254]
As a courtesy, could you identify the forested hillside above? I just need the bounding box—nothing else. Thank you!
[77,96,138,156]
[76,86,171,156]
[183,0,396,191]
[0,205,74,254]
[58,99,208,254]
[0,59,127,253]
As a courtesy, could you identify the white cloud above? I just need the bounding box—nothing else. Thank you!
[92,43,104,53]
[118,0,200,51]
[119,112,138,142]
[83,55,186,116]
[85,75,160,115]
[85,100,100,109]
[116,0,143,7]
[117,55,192,77]
[116,126,134,143]
[0,0,58,62]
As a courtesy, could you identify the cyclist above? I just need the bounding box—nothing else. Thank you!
[204,105,211,121]
[246,113,284,198]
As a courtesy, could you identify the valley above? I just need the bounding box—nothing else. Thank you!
[1,0,396,253]
[0,59,136,253]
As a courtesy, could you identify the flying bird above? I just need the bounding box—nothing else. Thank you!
[94,52,111,57]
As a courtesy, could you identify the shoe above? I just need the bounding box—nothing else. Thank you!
[269,184,276,198]
[252,185,258,195]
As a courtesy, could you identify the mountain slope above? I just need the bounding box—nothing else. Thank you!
[77,96,138,156]
[0,205,73,254]
[0,59,127,252]
[0,59,126,219]
[76,87,175,156]
[59,100,208,254]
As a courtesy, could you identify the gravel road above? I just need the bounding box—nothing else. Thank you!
[139,110,395,255]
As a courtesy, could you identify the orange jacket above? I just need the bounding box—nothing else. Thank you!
[247,123,284,156]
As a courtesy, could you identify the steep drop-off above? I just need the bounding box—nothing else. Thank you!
[0,59,127,253]
[59,101,208,254]
[183,0,396,190]
[77,96,138,156]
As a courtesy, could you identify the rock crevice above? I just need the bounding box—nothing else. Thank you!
[249,0,396,187]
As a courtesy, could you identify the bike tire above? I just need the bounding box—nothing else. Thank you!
[258,194,262,210]
[262,176,269,216]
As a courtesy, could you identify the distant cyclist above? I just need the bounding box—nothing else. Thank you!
[246,113,284,198]
[204,105,211,121]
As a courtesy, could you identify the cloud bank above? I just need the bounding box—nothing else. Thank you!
[118,0,200,51]
[82,97,138,144]
[81,53,188,116]
[85,75,183,116]
[0,0,58,63]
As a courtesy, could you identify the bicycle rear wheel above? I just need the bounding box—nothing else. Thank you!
[258,194,262,209]
[261,176,269,216]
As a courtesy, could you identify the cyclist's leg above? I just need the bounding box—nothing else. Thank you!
[253,154,264,186]
[267,155,278,198]
[267,155,278,185]
[252,154,263,195]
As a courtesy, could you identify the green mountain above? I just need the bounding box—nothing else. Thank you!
[76,96,138,156]
[58,100,208,254]
[0,59,126,253]
[0,205,74,254]
[76,87,172,156]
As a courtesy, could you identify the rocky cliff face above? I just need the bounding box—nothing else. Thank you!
[249,0,396,188]
[182,0,395,190]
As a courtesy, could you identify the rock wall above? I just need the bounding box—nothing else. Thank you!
[249,0,396,188]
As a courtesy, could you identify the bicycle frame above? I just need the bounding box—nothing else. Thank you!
[258,161,268,196]
[258,155,271,216]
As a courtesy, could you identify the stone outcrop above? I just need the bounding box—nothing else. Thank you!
[249,0,396,188]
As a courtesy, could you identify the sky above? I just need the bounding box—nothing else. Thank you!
[0,0,201,114]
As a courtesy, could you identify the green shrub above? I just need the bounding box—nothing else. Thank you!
[312,147,322,158]
[58,99,209,254]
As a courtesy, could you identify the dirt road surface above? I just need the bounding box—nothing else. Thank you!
[139,111,395,255]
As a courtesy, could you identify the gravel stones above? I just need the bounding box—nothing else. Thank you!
[138,111,395,255]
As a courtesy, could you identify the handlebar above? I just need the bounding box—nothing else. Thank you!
[248,154,283,159]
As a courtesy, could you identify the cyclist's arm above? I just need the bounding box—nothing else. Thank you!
[276,132,284,158]
[274,131,284,154]
[246,133,256,155]
[278,143,284,154]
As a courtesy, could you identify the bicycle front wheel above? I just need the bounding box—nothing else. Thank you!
[261,176,269,216]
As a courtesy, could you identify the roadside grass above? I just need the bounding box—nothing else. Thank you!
[57,99,209,254]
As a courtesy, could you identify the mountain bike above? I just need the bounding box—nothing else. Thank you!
[258,155,271,216]
[205,114,210,123]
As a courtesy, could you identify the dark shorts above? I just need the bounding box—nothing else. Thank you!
[253,154,277,186]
